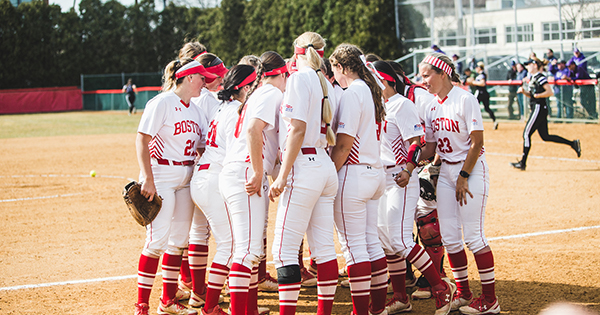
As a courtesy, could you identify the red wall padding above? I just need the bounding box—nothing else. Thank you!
[0,86,82,114]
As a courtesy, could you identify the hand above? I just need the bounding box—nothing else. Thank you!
[455,176,473,206]
[394,170,410,188]
[517,86,524,94]
[245,173,263,197]
[141,180,157,202]
[268,176,286,202]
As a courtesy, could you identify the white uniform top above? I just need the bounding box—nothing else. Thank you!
[138,91,208,161]
[198,100,240,167]
[224,84,282,174]
[191,87,221,125]
[336,79,382,167]
[279,67,337,152]
[423,86,485,163]
[380,93,424,167]
[408,85,435,124]
[330,84,344,132]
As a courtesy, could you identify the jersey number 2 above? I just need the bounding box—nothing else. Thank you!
[207,120,218,148]
[184,140,196,156]
[437,137,453,154]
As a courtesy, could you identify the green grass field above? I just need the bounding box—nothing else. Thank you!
[0,111,141,139]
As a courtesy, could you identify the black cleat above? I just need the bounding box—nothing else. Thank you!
[573,139,581,158]
[510,161,526,171]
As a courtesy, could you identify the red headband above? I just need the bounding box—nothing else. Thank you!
[205,62,228,77]
[376,70,395,83]
[422,55,453,77]
[264,65,288,77]
[234,70,257,90]
[176,61,213,79]
[294,45,325,57]
[192,51,207,60]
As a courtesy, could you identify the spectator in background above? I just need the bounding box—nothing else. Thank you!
[470,61,498,129]
[122,78,138,115]
[463,68,476,94]
[569,48,587,69]
[506,60,519,120]
[516,63,528,119]
[431,44,445,55]
[453,54,464,80]
[546,49,558,74]
[568,59,597,119]
[550,60,573,118]
[467,57,477,71]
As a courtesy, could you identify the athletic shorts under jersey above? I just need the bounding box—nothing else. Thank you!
[198,100,240,167]
[380,93,424,166]
[336,79,382,167]
[279,67,337,152]
[224,83,282,174]
[138,91,208,161]
[424,86,485,163]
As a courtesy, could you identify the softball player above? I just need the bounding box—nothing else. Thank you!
[220,51,287,315]
[327,44,388,315]
[470,62,497,130]
[268,31,339,315]
[134,58,215,315]
[189,65,255,315]
[511,57,581,171]
[371,60,454,315]
[194,53,229,123]
[419,53,500,315]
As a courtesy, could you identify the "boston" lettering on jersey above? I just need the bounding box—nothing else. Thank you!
[431,117,460,134]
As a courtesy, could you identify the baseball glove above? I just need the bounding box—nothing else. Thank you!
[123,181,162,226]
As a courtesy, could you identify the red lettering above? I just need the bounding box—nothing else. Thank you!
[451,119,459,133]
[174,122,181,135]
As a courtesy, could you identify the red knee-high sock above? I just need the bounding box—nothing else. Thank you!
[370,257,388,314]
[189,244,209,295]
[137,254,160,304]
[347,261,371,315]
[298,239,305,269]
[180,248,192,285]
[448,250,471,297]
[425,245,447,278]
[406,245,443,291]
[278,267,301,315]
[474,251,496,302]
[229,263,252,315]
[316,259,338,315]
[204,263,229,311]
[258,238,267,281]
[246,266,259,315]
[161,253,183,303]
[386,255,408,302]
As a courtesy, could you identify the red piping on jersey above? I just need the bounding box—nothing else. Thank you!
[437,95,448,104]
[180,100,190,108]
[479,159,487,246]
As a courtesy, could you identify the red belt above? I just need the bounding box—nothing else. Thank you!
[156,159,194,166]
[442,159,462,165]
[198,163,210,170]
[386,165,397,169]
[301,147,317,155]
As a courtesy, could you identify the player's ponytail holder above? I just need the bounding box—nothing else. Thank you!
[294,45,325,58]
[234,70,257,90]
[360,55,386,90]
[422,55,453,77]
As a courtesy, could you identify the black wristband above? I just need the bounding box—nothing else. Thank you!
[459,170,470,178]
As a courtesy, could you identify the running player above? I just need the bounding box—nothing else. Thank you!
[469,62,498,130]
[220,51,287,315]
[419,53,500,315]
[134,58,215,315]
[372,60,454,315]
[511,57,581,171]
[268,31,339,315]
[328,45,388,315]
[190,65,256,315]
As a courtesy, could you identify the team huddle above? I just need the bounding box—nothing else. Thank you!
[133,31,500,315]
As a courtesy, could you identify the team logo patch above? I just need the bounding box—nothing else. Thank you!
[284,104,293,112]
[472,119,478,125]
[413,124,422,131]
[338,122,345,129]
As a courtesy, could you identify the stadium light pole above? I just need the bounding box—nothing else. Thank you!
[558,0,564,60]
[395,0,400,41]
[514,0,518,61]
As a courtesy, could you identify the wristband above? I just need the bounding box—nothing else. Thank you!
[459,170,470,178]
[402,169,411,177]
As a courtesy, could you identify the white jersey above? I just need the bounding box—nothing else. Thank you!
[198,100,240,167]
[224,84,282,174]
[192,87,221,125]
[380,93,424,167]
[423,86,485,163]
[408,85,435,124]
[330,84,344,132]
[336,79,382,167]
[138,91,207,161]
[279,67,337,152]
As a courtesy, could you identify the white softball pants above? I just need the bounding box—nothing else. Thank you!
[334,164,386,266]
[437,155,490,254]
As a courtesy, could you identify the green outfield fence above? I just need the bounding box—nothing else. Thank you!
[81,72,162,111]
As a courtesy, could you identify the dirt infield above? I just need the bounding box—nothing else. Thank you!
[1,112,599,314]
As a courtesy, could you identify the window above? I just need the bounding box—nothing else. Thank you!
[506,24,534,43]
[474,27,497,44]
[582,19,600,38]
[439,30,458,46]
[542,21,576,41]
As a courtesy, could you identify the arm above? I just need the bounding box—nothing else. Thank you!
[122,86,127,93]
[246,118,268,196]
[421,141,437,162]
[456,130,483,206]
[394,136,421,188]
[268,119,306,201]
[470,77,486,87]
[133,85,138,95]
[533,83,554,99]
[135,132,156,201]
[329,133,355,172]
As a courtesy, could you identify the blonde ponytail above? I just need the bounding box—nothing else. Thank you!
[305,43,335,146]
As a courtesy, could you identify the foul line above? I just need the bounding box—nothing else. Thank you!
[2,224,599,292]
[0,192,87,203]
